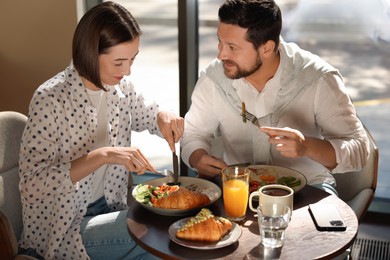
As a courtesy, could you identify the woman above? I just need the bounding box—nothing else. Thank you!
[18,2,183,259]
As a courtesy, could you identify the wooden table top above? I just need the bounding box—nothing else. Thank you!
[127,183,358,260]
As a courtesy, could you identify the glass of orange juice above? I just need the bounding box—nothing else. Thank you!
[222,166,250,222]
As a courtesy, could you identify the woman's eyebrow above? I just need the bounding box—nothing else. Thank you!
[114,51,139,61]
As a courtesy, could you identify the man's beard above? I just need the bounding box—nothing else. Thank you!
[223,56,262,79]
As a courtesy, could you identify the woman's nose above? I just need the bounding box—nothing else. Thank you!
[122,64,131,76]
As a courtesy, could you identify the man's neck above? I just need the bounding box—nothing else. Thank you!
[245,51,280,92]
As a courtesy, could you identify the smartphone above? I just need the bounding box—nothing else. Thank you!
[308,204,347,231]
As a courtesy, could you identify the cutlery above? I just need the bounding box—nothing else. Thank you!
[241,102,261,127]
[156,169,174,180]
[171,151,181,185]
[228,162,251,167]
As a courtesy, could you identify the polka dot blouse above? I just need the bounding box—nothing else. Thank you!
[18,63,161,259]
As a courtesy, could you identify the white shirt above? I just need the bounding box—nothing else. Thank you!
[181,43,369,186]
[86,88,109,203]
[19,63,162,259]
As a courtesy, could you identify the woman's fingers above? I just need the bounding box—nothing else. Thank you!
[125,148,156,174]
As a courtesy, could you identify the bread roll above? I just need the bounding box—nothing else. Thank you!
[152,187,210,210]
[176,208,233,242]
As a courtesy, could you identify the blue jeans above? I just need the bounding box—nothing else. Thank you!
[80,197,159,260]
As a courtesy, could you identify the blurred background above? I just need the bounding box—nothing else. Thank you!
[115,0,390,207]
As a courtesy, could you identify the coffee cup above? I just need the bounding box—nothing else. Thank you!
[249,184,294,213]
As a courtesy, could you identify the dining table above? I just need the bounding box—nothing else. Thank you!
[127,179,358,260]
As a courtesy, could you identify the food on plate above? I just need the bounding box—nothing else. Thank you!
[248,167,278,192]
[153,187,210,210]
[277,176,301,188]
[176,208,233,242]
[248,167,303,191]
[133,184,210,210]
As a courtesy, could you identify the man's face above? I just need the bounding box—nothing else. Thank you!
[217,23,262,79]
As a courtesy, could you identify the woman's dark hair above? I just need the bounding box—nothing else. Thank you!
[218,0,282,51]
[72,1,142,90]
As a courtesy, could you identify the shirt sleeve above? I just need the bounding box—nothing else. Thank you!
[125,80,162,137]
[181,75,220,167]
[313,73,370,173]
[19,90,75,203]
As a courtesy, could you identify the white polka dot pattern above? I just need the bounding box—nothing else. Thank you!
[18,63,161,259]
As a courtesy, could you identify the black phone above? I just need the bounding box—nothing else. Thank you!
[308,204,347,231]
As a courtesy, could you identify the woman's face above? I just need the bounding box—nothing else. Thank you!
[98,37,140,86]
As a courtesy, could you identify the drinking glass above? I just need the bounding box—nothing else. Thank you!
[222,166,250,222]
[257,203,291,248]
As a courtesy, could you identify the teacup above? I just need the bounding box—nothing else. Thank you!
[249,184,294,213]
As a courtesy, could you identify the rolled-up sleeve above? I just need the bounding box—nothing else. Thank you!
[314,74,370,173]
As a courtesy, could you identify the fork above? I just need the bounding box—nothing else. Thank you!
[241,102,261,127]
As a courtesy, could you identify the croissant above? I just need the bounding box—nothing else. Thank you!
[152,187,210,210]
[176,208,233,242]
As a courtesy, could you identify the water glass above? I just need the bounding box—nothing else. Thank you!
[257,203,291,248]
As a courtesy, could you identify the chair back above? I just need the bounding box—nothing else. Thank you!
[0,111,27,258]
[333,125,378,221]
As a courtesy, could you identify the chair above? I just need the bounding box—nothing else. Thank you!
[333,124,378,222]
[0,111,37,259]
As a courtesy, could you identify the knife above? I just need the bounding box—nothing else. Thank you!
[172,151,180,184]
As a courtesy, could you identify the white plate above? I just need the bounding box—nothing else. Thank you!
[248,165,307,193]
[168,217,242,249]
[132,176,221,216]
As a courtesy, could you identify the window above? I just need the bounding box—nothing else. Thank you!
[84,1,390,204]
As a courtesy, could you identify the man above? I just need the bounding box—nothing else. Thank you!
[181,0,369,194]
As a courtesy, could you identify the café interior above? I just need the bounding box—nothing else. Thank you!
[1,0,389,259]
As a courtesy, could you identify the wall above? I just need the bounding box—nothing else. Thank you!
[0,0,77,115]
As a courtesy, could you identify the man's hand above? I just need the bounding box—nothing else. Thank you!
[157,111,184,152]
[189,149,228,179]
[260,126,337,169]
[260,126,306,158]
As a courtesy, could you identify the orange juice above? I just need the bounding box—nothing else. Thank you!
[223,179,249,219]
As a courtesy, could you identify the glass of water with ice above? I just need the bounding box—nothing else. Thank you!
[257,203,291,248]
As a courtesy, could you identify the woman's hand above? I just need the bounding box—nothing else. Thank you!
[105,146,156,174]
[157,111,184,152]
[70,146,156,183]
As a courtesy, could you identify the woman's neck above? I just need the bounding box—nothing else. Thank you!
[82,77,101,91]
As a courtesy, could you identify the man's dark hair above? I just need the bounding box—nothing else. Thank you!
[218,0,282,51]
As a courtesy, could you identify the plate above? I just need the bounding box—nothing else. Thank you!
[168,217,242,249]
[248,165,307,193]
[132,176,221,216]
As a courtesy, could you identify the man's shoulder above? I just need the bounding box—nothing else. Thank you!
[203,59,223,74]
[202,59,232,86]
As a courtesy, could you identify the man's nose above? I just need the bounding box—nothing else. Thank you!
[217,46,227,60]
